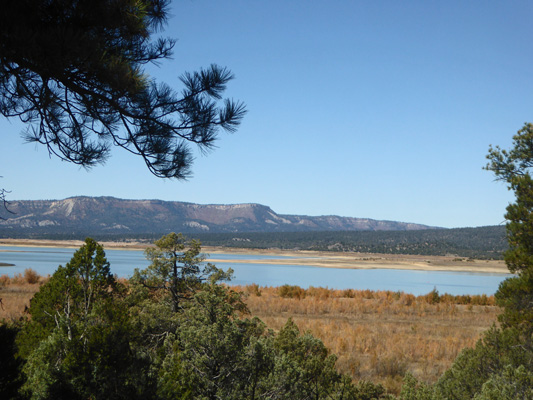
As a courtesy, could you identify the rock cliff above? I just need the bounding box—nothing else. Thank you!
[0,196,437,235]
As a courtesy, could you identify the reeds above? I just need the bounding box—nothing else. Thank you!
[234,284,500,394]
[0,269,48,321]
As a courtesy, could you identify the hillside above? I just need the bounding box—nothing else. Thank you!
[0,196,436,236]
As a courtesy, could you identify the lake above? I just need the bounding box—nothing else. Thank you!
[0,245,511,296]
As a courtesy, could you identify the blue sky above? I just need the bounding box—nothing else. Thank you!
[2,0,532,228]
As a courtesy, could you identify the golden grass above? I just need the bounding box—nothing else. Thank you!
[0,270,48,321]
[235,285,500,394]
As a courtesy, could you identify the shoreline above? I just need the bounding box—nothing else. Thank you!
[0,239,509,274]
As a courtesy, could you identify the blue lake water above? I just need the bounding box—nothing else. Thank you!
[0,246,511,296]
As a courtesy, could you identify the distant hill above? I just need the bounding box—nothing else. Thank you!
[0,196,437,236]
[0,197,507,258]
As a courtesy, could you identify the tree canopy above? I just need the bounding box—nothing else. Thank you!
[16,238,151,399]
[0,0,246,180]
[485,123,533,336]
[486,123,533,274]
[133,232,232,312]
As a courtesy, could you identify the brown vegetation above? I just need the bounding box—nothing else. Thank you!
[0,269,48,320]
[237,284,500,394]
[0,272,500,395]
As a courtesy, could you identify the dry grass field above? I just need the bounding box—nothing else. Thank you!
[0,270,500,395]
[236,284,500,394]
[0,269,46,320]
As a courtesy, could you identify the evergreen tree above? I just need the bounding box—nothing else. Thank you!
[486,123,533,274]
[159,283,262,400]
[486,123,533,335]
[18,238,117,356]
[133,232,232,312]
[18,239,153,400]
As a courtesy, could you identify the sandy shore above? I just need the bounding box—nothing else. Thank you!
[204,248,509,274]
[0,239,509,274]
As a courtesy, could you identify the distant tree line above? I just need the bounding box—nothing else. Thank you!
[1,225,507,259]
[194,226,507,259]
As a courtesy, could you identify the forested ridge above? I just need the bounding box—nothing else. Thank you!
[194,225,507,259]
[19,225,506,259]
